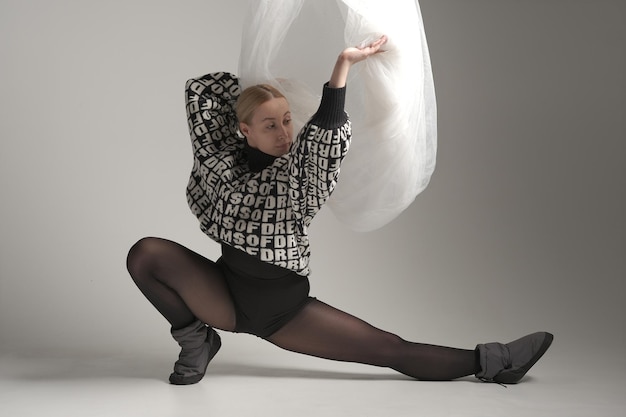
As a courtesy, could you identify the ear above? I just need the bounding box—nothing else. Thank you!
[239,122,250,138]
[240,122,257,147]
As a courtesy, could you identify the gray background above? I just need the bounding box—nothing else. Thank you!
[1,0,624,378]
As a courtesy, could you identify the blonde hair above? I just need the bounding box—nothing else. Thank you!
[236,84,286,124]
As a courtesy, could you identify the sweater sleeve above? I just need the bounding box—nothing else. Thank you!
[288,83,352,228]
[185,72,250,223]
[185,72,242,166]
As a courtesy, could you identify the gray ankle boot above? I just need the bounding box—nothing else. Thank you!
[475,331,553,384]
[169,320,221,385]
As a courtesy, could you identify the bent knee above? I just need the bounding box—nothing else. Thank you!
[126,236,165,276]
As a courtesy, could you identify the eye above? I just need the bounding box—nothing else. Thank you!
[266,123,275,130]
[284,119,291,125]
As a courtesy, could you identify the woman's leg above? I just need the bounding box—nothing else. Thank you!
[266,300,479,380]
[126,237,236,331]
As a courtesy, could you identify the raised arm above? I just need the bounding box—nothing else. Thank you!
[329,35,388,88]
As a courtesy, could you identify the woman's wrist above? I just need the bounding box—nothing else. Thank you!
[329,53,352,88]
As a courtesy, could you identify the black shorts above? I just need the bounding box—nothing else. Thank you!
[219,245,314,338]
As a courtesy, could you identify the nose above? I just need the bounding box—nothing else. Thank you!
[278,125,290,142]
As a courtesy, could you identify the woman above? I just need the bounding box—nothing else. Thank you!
[127,36,552,385]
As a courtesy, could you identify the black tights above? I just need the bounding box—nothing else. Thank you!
[126,237,479,380]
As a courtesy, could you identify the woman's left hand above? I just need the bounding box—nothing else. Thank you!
[340,35,388,64]
[329,35,388,88]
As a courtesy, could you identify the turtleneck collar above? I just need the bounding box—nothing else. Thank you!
[244,140,278,173]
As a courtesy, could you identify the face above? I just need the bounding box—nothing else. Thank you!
[240,97,293,157]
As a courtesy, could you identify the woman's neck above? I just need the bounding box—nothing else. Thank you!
[245,141,277,172]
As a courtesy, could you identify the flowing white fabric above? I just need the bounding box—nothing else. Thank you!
[239,0,437,232]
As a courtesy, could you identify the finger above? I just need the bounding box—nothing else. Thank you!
[357,34,387,50]
[368,35,388,53]
[371,35,388,48]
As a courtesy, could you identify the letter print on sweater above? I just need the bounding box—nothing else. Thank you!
[185,72,351,276]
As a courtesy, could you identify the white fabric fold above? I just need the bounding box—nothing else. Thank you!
[239,0,437,231]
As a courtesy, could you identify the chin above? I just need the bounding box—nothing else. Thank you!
[277,144,291,155]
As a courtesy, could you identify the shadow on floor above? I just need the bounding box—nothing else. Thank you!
[2,353,478,383]
[208,361,414,381]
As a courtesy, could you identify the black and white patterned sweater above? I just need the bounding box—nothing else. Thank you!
[185,72,351,276]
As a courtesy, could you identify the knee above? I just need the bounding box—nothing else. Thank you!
[126,236,163,279]
[377,333,407,364]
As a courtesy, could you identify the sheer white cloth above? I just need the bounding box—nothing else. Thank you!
[239,0,437,232]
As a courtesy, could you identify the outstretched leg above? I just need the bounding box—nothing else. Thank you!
[266,300,479,380]
[126,237,236,331]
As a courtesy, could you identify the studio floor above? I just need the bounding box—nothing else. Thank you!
[1,336,624,417]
